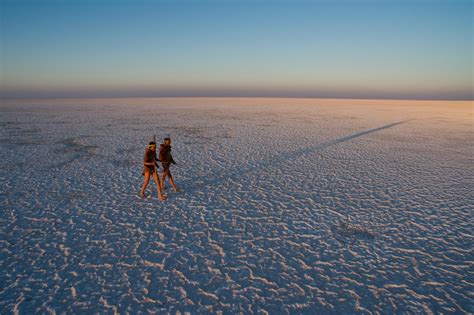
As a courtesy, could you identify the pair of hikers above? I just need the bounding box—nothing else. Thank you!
[140,136,178,201]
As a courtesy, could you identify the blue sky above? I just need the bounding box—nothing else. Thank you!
[1,0,472,99]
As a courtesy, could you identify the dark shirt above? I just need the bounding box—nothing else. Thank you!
[159,144,175,164]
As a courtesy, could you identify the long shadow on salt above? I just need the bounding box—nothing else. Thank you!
[182,120,410,193]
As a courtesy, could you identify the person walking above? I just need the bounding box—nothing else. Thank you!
[140,138,166,201]
[159,137,179,193]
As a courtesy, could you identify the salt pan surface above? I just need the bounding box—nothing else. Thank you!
[0,98,472,313]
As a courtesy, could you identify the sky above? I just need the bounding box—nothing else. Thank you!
[0,0,472,100]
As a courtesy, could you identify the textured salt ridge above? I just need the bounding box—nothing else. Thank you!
[0,102,472,313]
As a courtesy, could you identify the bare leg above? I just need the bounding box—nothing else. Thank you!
[140,172,151,197]
[152,171,166,201]
[168,172,178,192]
[161,172,167,191]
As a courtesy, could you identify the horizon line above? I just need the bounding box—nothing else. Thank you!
[1,95,472,102]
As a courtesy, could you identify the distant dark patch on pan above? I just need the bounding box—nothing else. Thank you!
[332,221,376,241]
[51,136,98,168]
[111,159,135,167]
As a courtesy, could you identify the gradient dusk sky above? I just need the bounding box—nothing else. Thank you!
[1,0,472,100]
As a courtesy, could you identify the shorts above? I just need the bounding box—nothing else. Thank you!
[142,165,156,175]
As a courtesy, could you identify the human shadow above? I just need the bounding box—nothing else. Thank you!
[181,120,410,193]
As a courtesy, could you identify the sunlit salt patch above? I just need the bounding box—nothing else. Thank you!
[24,217,50,222]
[155,231,165,241]
[384,284,408,289]
[58,244,70,256]
[99,296,118,314]
[295,258,312,270]
[207,265,222,276]
[249,274,277,287]
[11,293,24,315]
[143,260,165,270]
[289,283,306,296]
[70,287,77,298]
[197,288,219,302]
[171,268,188,283]
[117,222,135,229]
[209,243,226,259]
[410,221,430,232]
[177,286,188,299]
[422,281,444,288]
[34,243,46,256]
[421,303,435,315]
[99,213,113,225]
[151,241,166,248]
[79,263,113,269]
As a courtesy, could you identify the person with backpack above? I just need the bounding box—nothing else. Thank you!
[159,137,179,193]
[140,137,166,201]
